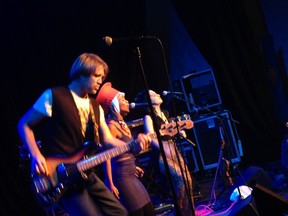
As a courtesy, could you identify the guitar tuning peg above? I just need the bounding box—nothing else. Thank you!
[56,187,61,193]
[58,183,64,189]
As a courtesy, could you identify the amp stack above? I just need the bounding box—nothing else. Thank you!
[180,68,243,172]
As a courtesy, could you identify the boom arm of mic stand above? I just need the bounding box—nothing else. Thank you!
[215,111,240,124]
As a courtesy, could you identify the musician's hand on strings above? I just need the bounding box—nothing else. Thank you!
[133,133,151,154]
[31,153,49,176]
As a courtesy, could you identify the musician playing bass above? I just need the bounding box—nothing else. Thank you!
[17,53,151,216]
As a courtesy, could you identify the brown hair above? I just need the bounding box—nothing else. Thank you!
[69,53,109,81]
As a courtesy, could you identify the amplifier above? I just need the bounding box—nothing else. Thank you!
[192,111,241,170]
[181,69,222,112]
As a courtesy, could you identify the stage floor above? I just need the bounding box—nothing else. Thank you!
[147,160,288,215]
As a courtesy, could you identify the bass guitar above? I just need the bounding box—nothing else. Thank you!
[31,119,193,207]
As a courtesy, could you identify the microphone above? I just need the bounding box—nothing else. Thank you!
[101,36,156,46]
[162,91,183,96]
[129,102,149,109]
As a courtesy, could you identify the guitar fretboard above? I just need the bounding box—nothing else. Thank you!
[76,142,134,172]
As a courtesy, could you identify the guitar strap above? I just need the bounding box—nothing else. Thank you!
[84,100,100,145]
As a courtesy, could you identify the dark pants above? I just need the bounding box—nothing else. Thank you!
[59,173,128,216]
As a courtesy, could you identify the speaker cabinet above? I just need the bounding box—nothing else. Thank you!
[181,69,222,112]
[252,183,288,215]
[236,166,273,190]
[192,111,241,170]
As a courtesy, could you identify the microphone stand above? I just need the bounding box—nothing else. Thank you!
[134,46,181,216]
[217,114,244,203]
[207,112,244,209]
[179,134,196,147]
[208,123,228,207]
[158,39,195,216]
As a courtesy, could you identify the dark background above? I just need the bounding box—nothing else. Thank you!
[1,0,288,215]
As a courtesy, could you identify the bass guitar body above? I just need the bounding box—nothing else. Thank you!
[32,148,87,207]
[31,141,134,208]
